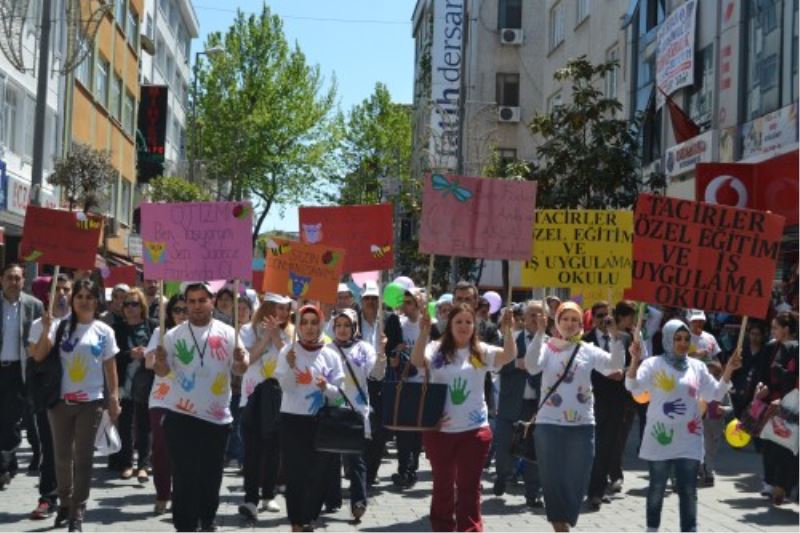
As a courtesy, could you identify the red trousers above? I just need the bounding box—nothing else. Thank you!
[422,426,492,532]
[149,408,172,501]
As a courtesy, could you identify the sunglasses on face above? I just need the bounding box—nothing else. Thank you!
[123,301,141,308]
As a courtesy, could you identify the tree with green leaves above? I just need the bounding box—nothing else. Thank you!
[194,5,341,245]
[48,143,116,212]
[528,56,665,209]
[147,176,211,202]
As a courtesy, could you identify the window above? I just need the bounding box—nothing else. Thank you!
[169,1,179,28]
[549,2,565,50]
[166,54,174,86]
[497,0,522,29]
[156,33,166,73]
[110,74,122,120]
[115,0,126,26]
[43,111,56,172]
[0,76,5,147]
[745,0,783,119]
[639,0,665,35]
[546,91,562,112]
[24,95,35,159]
[495,73,520,106]
[158,0,169,16]
[687,45,714,126]
[605,45,619,99]
[146,14,153,39]
[75,42,93,88]
[122,92,135,135]
[3,85,18,153]
[126,6,138,48]
[105,173,119,217]
[497,148,517,170]
[95,54,109,107]
[576,0,590,24]
[120,178,132,225]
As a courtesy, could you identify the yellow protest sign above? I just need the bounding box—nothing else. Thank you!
[521,209,633,289]
[569,286,626,307]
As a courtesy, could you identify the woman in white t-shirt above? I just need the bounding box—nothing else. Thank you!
[524,301,625,532]
[626,319,741,532]
[409,301,517,532]
[30,279,120,531]
[237,293,293,520]
[274,305,344,532]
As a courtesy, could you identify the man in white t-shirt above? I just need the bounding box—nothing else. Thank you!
[686,309,721,364]
[154,282,248,532]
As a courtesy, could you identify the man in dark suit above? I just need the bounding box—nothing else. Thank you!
[0,264,43,489]
[585,300,632,509]
[493,300,543,507]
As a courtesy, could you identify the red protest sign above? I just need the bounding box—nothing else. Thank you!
[419,173,537,260]
[624,194,785,318]
[298,204,393,273]
[20,206,103,269]
[101,265,138,288]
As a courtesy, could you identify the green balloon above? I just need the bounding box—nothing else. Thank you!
[428,301,437,318]
[383,282,405,309]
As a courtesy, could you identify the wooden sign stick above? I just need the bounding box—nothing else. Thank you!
[158,280,166,348]
[233,279,240,347]
[48,265,60,316]
[736,316,749,352]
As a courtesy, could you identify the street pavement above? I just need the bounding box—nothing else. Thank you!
[0,428,797,532]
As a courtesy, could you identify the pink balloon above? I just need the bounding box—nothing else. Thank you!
[483,291,502,314]
[352,271,380,286]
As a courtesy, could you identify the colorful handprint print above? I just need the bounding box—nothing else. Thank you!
[67,355,88,383]
[208,335,228,360]
[294,367,312,385]
[175,339,195,365]
[152,382,171,400]
[91,334,107,358]
[547,392,563,407]
[176,370,196,392]
[431,350,447,369]
[468,409,486,425]
[350,348,367,368]
[563,409,580,423]
[175,398,196,415]
[260,357,277,379]
[449,377,471,405]
[653,370,676,393]
[210,371,229,396]
[663,398,687,419]
[651,422,674,446]
[61,336,78,353]
[576,386,592,404]
[206,402,227,421]
[305,389,324,414]
[687,415,702,435]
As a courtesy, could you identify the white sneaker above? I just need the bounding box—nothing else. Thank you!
[261,498,280,513]
[238,502,258,520]
[761,483,773,497]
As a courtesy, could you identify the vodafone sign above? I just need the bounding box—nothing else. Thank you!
[703,174,749,208]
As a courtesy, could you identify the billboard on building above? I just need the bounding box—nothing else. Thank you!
[137,85,168,183]
[656,0,697,108]
[429,0,463,171]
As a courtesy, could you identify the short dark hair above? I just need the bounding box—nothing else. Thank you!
[774,311,798,336]
[2,263,23,276]
[591,301,609,316]
[56,273,72,284]
[216,288,234,300]
[614,300,636,319]
[184,283,213,298]
[453,281,478,298]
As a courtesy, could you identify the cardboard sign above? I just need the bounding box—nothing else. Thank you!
[624,194,784,318]
[298,204,394,273]
[261,238,345,304]
[20,206,103,269]
[419,173,537,260]
[570,286,626,307]
[100,265,137,288]
[521,210,633,289]
[140,201,253,281]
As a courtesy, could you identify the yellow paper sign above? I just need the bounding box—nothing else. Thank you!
[521,210,633,289]
[569,286,626,307]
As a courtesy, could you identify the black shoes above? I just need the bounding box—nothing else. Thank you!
[493,478,506,496]
[54,506,70,528]
[526,495,543,508]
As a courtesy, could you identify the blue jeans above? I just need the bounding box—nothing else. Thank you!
[647,459,699,532]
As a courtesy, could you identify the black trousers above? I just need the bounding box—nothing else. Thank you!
[241,422,280,505]
[35,409,57,502]
[588,397,624,499]
[23,401,40,465]
[610,395,638,481]
[280,413,338,526]
[396,430,421,476]
[0,363,24,476]
[163,411,229,532]
[111,399,151,470]
[763,439,799,494]
[365,379,388,483]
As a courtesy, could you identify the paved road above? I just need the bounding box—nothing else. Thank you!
[0,428,797,532]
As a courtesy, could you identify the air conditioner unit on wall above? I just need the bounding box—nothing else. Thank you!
[500,28,523,45]
[497,106,521,123]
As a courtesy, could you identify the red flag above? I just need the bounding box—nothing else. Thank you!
[658,86,701,143]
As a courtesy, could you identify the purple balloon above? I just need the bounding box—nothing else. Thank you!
[483,291,502,314]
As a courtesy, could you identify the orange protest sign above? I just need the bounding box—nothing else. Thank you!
[261,238,345,304]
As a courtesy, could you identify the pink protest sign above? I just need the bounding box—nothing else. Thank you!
[419,173,537,260]
[141,201,253,281]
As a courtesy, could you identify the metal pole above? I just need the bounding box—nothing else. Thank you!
[189,51,199,182]
[30,0,51,207]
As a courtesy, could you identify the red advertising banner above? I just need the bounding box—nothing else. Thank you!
[20,206,103,270]
[696,151,799,226]
[298,204,393,273]
[624,194,785,318]
[419,173,538,260]
[101,265,138,288]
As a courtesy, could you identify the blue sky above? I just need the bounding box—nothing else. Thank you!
[193,1,416,232]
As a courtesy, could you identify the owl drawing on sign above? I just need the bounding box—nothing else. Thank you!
[302,223,323,244]
[288,272,311,298]
[144,241,167,264]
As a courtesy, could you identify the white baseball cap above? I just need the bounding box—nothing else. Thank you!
[337,283,352,294]
[263,292,292,305]
[686,309,707,322]
[362,280,379,298]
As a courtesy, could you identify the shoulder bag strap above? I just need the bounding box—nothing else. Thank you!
[527,342,582,423]
[334,343,369,407]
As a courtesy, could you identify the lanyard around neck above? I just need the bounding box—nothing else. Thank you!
[188,323,210,367]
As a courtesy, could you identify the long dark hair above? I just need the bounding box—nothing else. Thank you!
[165,294,186,330]
[438,303,482,364]
[774,312,798,338]
[67,279,103,338]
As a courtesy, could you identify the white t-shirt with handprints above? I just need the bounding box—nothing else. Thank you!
[239,323,288,408]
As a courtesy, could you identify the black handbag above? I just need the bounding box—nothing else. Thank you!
[26,320,69,413]
[382,361,447,431]
[510,343,580,463]
[313,389,366,454]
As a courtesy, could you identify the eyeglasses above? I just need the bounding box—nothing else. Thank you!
[123,301,141,308]
[594,313,607,319]
[172,307,188,314]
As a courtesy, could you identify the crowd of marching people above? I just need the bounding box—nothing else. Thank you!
[0,262,797,532]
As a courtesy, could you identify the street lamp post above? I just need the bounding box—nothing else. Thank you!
[189,45,224,182]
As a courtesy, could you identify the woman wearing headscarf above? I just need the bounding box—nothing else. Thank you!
[626,319,741,532]
[325,309,386,521]
[410,301,517,532]
[524,301,625,532]
[237,293,293,520]
[275,305,344,532]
